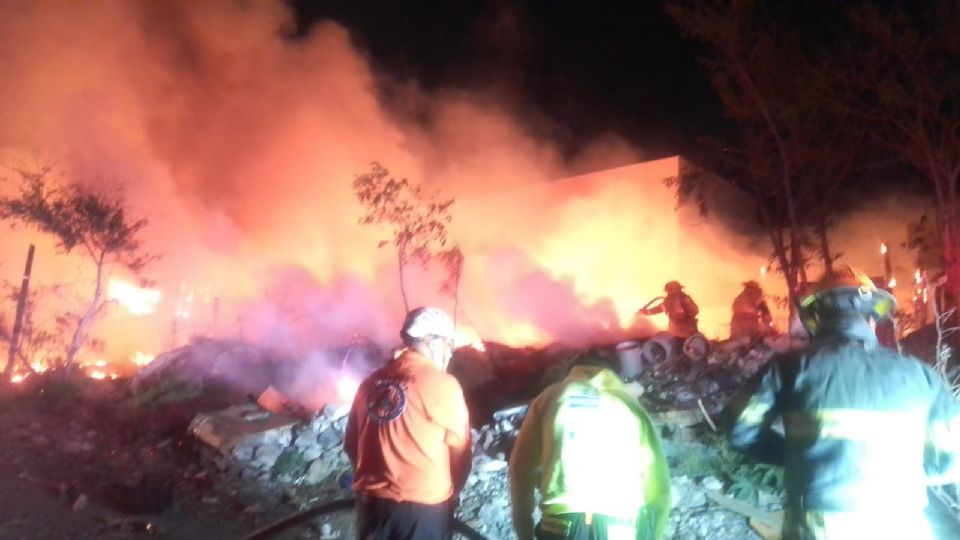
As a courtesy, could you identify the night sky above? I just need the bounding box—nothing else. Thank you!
[288,0,725,160]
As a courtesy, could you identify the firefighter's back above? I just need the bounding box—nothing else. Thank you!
[779,340,945,539]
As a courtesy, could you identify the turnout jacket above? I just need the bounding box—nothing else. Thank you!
[726,324,960,514]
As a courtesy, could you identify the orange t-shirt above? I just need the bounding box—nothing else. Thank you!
[344,350,472,504]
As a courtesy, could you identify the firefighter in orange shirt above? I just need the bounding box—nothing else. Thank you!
[344,307,472,540]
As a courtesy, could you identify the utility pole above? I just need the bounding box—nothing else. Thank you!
[5,244,35,378]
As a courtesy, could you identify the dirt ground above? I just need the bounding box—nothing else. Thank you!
[0,377,262,540]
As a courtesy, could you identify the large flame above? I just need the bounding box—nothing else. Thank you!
[0,0,927,370]
[108,278,161,316]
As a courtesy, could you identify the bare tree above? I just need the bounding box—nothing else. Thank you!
[0,167,154,372]
[840,2,960,309]
[353,162,459,313]
[666,1,868,306]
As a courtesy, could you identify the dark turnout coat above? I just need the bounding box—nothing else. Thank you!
[726,323,960,538]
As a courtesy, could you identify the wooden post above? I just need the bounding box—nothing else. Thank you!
[5,244,36,378]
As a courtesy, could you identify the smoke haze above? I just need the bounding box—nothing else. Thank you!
[0,0,925,371]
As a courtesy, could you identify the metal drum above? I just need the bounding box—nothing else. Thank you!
[682,333,711,361]
[640,332,676,365]
[615,340,645,379]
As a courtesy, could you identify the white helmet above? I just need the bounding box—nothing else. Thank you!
[401,307,456,341]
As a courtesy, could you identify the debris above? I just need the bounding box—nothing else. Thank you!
[698,398,718,431]
[651,408,704,428]
[189,403,298,455]
[705,491,783,539]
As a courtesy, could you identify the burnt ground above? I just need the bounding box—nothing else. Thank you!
[0,376,263,540]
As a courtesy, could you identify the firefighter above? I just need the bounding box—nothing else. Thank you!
[729,280,773,341]
[344,307,472,540]
[637,281,700,338]
[509,350,671,540]
[725,265,960,540]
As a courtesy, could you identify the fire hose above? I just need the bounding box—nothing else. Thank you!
[638,296,665,314]
[244,497,487,540]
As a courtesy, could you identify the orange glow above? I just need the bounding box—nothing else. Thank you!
[336,375,359,403]
[0,3,918,359]
[455,326,485,351]
[132,351,155,367]
[108,278,161,316]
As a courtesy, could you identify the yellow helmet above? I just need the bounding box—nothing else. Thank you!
[798,264,897,334]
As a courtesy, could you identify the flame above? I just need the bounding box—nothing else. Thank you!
[10,374,25,384]
[93,359,107,367]
[455,325,485,351]
[888,277,897,288]
[108,278,161,316]
[336,375,359,403]
[915,269,922,284]
[132,351,155,367]
[760,265,767,277]
[89,371,107,380]
[881,243,888,254]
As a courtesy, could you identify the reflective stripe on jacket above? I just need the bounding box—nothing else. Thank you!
[726,326,960,517]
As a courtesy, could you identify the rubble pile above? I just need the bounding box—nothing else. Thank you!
[191,403,352,487]
[0,335,787,539]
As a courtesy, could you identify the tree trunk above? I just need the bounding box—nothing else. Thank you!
[5,244,35,378]
[817,217,833,274]
[397,237,410,314]
[65,252,106,373]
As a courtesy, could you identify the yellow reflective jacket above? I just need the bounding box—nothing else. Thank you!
[510,366,671,540]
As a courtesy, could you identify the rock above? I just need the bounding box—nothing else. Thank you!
[479,459,507,472]
[316,429,341,450]
[303,458,335,484]
[478,504,508,526]
[701,476,723,491]
[232,443,256,462]
[323,403,350,422]
[252,445,283,470]
[301,446,323,462]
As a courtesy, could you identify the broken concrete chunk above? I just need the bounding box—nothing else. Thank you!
[189,403,298,455]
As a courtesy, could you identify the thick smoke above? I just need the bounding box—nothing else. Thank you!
[0,0,922,375]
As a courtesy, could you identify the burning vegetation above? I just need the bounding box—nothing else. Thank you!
[0,1,959,539]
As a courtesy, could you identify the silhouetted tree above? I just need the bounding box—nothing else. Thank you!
[666,1,866,307]
[353,162,459,313]
[0,167,153,372]
[840,1,960,304]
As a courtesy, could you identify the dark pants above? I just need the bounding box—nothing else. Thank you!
[536,513,636,540]
[355,494,451,540]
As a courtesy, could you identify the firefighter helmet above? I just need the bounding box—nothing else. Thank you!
[664,281,684,293]
[400,307,456,341]
[798,264,897,334]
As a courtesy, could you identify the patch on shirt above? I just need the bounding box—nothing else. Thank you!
[366,378,407,422]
